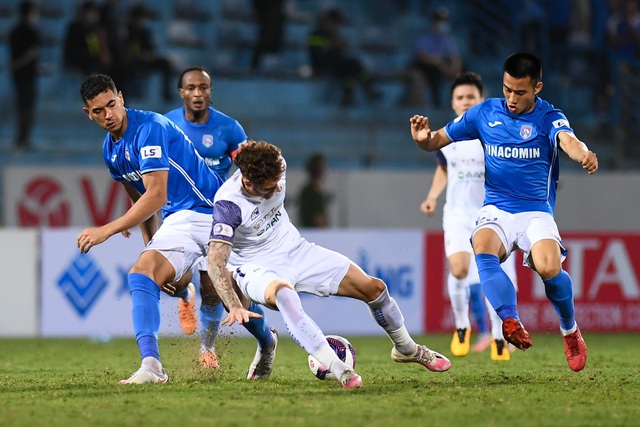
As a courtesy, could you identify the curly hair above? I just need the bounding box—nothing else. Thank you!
[80,74,117,104]
[234,140,284,185]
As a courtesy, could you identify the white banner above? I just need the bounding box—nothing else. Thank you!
[4,166,131,227]
[40,228,425,337]
[0,229,39,337]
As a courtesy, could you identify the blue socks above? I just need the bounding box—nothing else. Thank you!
[242,302,275,349]
[544,270,576,330]
[200,302,225,349]
[469,283,488,334]
[476,253,518,321]
[128,273,161,360]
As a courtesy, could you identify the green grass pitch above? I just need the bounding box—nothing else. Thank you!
[1,333,639,427]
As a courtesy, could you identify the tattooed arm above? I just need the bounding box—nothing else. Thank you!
[207,240,261,325]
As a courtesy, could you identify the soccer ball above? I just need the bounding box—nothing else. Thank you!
[308,335,356,380]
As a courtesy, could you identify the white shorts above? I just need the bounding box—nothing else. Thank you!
[232,239,351,306]
[144,210,211,282]
[472,205,565,268]
[442,215,474,258]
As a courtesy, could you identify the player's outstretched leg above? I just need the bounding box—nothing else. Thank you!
[275,287,362,388]
[177,282,198,335]
[367,285,451,372]
[120,273,168,384]
[199,301,224,368]
[448,274,471,356]
[244,302,278,379]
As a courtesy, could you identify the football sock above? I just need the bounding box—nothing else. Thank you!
[367,288,416,355]
[469,283,489,334]
[275,287,347,376]
[129,273,161,360]
[476,254,519,321]
[486,298,504,339]
[543,270,576,331]
[447,274,471,329]
[242,302,274,349]
[200,302,224,351]
[174,283,192,301]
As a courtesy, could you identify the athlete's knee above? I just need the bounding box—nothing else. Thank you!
[536,261,562,280]
[363,277,387,302]
[265,280,294,308]
[450,265,469,280]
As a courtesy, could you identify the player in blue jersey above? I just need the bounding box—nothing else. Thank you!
[77,74,277,383]
[164,66,249,368]
[410,52,598,372]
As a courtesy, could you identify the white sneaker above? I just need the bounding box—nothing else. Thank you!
[119,357,169,384]
[246,328,278,380]
[391,344,452,372]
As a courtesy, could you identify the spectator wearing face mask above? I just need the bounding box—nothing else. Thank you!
[402,6,462,107]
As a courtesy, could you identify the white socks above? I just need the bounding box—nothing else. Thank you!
[368,288,416,355]
[448,274,471,329]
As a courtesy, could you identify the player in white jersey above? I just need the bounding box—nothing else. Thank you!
[77,74,276,384]
[420,72,516,361]
[206,141,451,389]
[410,52,598,372]
[164,66,255,369]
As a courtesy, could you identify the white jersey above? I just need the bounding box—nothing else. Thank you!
[210,165,301,266]
[440,139,485,223]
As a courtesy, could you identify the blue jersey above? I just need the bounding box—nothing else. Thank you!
[444,97,572,215]
[165,106,247,180]
[102,108,224,218]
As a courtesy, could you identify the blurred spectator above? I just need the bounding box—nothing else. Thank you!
[125,3,174,102]
[99,0,128,89]
[251,0,286,71]
[308,7,381,107]
[63,1,111,76]
[9,1,41,151]
[402,6,461,107]
[298,153,330,228]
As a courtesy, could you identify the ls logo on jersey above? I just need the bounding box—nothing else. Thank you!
[202,135,214,148]
[141,146,162,159]
[125,147,131,161]
[520,125,533,139]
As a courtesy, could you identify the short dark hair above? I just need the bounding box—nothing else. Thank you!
[451,71,483,96]
[80,74,117,104]
[177,66,211,89]
[234,140,284,186]
[503,52,542,85]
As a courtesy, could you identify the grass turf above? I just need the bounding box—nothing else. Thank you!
[1,333,638,427]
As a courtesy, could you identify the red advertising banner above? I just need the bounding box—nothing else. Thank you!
[424,232,640,332]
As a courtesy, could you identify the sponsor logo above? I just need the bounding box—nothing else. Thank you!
[18,177,71,226]
[520,124,533,139]
[202,135,214,148]
[488,121,502,127]
[141,146,162,159]
[213,222,234,238]
[485,145,540,159]
[553,119,570,129]
[250,207,259,220]
[57,253,109,317]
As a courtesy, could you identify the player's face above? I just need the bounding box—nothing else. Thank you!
[180,71,212,116]
[451,84,483,116]
[243,176,282,199]
[83,89,127,139]
[502,72,542,115]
